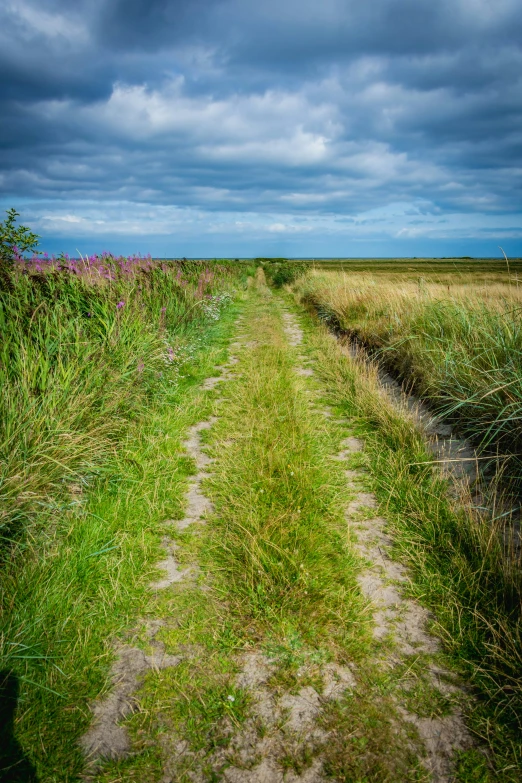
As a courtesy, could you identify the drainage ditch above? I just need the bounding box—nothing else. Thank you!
[311,306,521,559]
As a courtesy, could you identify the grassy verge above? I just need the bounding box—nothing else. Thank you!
[205,293,366,645]
[0,260,246,782]
[0,256,242,550]
[291,295,522,781]
[294,270,522,492]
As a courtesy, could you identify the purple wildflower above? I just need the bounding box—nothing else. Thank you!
[116,300,125,309]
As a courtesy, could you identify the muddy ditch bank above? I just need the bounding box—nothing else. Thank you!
[304,301,521,559]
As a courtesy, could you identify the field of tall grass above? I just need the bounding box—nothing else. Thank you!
[0,252,240,554]
[0,241,250,777]
[295,269,522,492]
[290,273,522,776]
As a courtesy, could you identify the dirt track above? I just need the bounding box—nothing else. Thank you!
[81,289,477,782]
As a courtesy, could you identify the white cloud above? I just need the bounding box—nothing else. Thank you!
[43,214,83,223]
[40,80,339,169]
[20,199,521,245]
[8,1,87,42]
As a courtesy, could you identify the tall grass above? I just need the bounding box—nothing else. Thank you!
[0,253,247,778]
[295,270,522,490]
[304,314,522,778]
[0,256,238,553]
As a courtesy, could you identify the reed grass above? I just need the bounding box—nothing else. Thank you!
[0,256,248,779]
[294,270,522,490]
[0,258,239,551]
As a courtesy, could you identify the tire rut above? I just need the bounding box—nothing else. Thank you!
[282,307,474,782]
[83,303,474,781]
[80,351,239,773]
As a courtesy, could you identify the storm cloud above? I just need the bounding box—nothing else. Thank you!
[1,0,521,256]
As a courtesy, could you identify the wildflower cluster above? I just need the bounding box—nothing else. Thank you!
[201,292,233,321]
[161,335,207,387]
[196,267,215,299]
[13,250,156,280]
[163,336,201,367]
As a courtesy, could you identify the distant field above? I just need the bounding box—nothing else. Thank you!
[293,257,522,274]
[155,257,522,275]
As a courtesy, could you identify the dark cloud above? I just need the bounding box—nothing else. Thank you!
[0,0,521,254]
[97,0,216,49]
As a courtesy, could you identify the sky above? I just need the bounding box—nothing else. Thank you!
[1,0,521,258]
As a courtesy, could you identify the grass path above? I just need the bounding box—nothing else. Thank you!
[82,277,490,783]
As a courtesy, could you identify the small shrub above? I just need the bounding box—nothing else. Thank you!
[256,258,307,288]
[0,208,39,265]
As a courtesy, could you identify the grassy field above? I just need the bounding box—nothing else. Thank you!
[294,266,522,493]
[1,250,521,781]
[292,258,522,274]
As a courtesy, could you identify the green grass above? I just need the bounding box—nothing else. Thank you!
[205,295,368,647]
[294,269,522,493]
[0,259,242,550]
[5,262,517,780]
[320,684,427,782]
[207,303,361,643]
[0,259,247,781]
[97,285,468,781]
[292,298,522,780]
[92,288,372,779]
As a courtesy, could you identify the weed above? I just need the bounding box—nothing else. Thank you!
[320,684,427,782]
